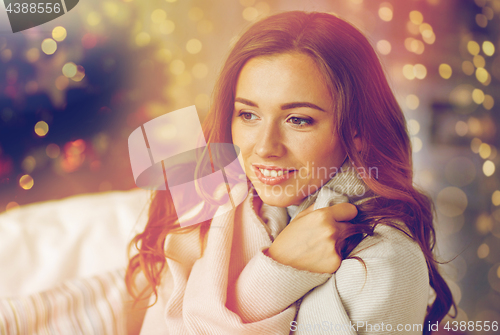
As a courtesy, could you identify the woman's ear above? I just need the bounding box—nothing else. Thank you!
[353,132,362,153]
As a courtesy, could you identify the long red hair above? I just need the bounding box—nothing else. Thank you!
[126,11,454,332]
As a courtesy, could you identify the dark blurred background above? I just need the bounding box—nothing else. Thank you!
[0,0,499,333]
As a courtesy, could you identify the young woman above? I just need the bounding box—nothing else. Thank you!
[126,11,454,334]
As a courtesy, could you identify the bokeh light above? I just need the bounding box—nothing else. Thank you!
[52,26,67,42]
[406,94,420,110]
[55,76,69,90]
[483,94,494,110]
[492,190,500,206]
[170,59,185,75]
[34,121,49,137]
[476,67,489,84]
[378,3,393,22]
[488,264,500,293]
[409,10,423,25]
[455,121,468,136]
[403,64,415,80]
[476,213,493,235]
[468,118,482,136]
[376,40,391,55]
[473,55,485,68]
[437,187,468,217]
[411,136,422,152]
[467,41,480,55]
[46,144,60,159]
[449,84,473,107]
[159,20,175,34]
[19,175,34,190]
[5,202,19,211]
[439,63,452,79]
[25,48,40,63]
[482,41,495,56]
[462,61,475,76]
[479,143,492,159]
[472,88,485,104]
[135,32,151,47]
[72,66,86,82]
[445,157,476,187]
[192,63,208,79]
[476,14,488,28]
[405,37,425,54]
[471,137,482,153]
[62,62,78,78]
[407,119,420,135]
[151,9,167,23]
[87,12,102,26]
[21,156,36,173]
[41,39,57,55]
[186,38,202,54]
[60,140,86,173]
[483,160,495,177]
[478,243,490,259]
[413,64,427,79]
[242,7,259,21]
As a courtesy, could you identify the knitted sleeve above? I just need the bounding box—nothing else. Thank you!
[226,247,332,323]
[229,224,429,335]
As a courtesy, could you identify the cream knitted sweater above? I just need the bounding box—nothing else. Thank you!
[139,187,429,334]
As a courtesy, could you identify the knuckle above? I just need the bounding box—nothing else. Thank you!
[321,226,335,239]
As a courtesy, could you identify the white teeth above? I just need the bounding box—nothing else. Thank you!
[258,168,289,178]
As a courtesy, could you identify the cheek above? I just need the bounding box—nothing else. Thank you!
[231,123,249,161]
[299,137,343,170]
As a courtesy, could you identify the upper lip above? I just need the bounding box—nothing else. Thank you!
[252,164,296,171]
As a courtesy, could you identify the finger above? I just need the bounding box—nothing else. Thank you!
[330,203,358,222]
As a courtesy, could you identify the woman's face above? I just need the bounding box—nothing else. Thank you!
[231,52,347,207]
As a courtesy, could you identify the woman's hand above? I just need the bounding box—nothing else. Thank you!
[266,202,358,274]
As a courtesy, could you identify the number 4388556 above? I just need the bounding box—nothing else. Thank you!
[444,320,498,332]
[6,2,61,14]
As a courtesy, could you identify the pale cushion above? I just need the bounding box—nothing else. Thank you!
[0,189,149,297]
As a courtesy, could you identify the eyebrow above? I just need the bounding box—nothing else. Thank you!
[234,97,326,112]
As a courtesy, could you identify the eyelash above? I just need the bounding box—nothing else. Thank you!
[237,111,314,128]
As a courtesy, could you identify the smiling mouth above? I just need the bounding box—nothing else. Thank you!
[252,165,296,185]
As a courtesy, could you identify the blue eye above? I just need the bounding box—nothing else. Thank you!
[288,117,312,127]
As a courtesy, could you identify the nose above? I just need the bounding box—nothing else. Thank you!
[254,119,286,158]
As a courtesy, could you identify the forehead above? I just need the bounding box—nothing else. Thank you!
[235,53,333,109]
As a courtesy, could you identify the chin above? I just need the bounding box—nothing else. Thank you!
[256,192,302,208]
